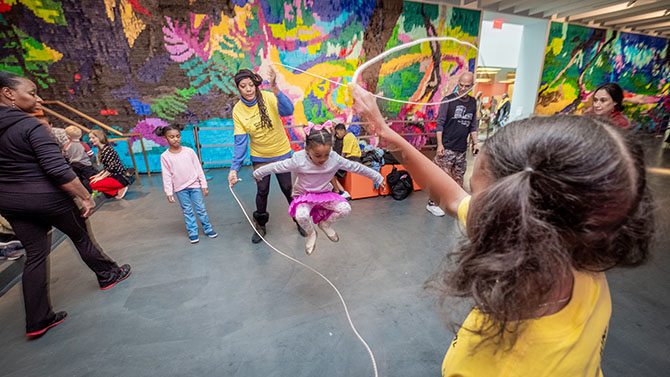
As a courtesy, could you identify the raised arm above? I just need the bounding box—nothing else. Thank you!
[351,85,468,217]
[268,68,294,117]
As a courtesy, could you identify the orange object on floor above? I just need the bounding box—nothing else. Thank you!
[339,172,380,200]
[379,164,422,195]
[379,165,393,196]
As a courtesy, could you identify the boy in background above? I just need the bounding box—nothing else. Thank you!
[64,126,97,193]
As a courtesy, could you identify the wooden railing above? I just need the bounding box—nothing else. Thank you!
[41,101,151,182]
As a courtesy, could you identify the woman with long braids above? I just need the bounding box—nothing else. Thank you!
[228,68,307,243]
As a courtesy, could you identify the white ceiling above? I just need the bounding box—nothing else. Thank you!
[421,0,670,38]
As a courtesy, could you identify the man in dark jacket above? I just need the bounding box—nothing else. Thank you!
[494,92,511,128]
[426,72,479,217]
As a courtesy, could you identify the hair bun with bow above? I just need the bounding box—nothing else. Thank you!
[304,120,333,136]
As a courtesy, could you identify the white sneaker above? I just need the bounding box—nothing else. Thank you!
[426,204,445,217]
[115,186,128,200]
[340,190,351,200]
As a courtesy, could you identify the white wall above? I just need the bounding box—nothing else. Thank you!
[509,19,549,122]
[477,21,524,68]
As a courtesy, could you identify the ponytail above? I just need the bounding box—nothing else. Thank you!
[450,169,571,345]
[256,88,273,129]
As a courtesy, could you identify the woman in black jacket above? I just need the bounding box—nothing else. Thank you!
[0,71,131,338]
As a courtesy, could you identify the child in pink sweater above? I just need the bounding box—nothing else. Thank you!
[253,123,384,255]
[156,124,217,244]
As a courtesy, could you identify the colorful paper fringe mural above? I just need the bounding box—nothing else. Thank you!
[1,0,480,172]
[536,22,670,132]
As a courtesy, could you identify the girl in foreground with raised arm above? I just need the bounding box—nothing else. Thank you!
[352,84,653,377]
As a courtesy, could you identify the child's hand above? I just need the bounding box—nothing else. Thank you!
[202,187,209,197]
[351,84,389,137]
[167,195,175,203]
[379,181,387,192]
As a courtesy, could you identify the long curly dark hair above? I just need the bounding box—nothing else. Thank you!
[234,69,273,129]
[438,114,654,348]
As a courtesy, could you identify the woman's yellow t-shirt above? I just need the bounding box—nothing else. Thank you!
[232,91,291,159]
[443,196,611,377]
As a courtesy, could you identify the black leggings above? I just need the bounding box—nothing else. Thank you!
[253,162,292,214]
[0,192,121,333]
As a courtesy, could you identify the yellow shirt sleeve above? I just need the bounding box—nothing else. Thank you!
[342,133,362,158]
[457,195,471,226]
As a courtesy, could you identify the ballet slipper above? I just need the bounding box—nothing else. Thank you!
[305,228,318,255]
[318,221,339,242]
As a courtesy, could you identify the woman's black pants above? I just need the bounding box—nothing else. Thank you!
[253,162,293,215]
[0,192,121,333]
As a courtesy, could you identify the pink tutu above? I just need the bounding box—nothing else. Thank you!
[289,192,347,223]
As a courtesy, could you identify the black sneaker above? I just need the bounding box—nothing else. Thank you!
[100,264,131,290]
[26,311,67,338]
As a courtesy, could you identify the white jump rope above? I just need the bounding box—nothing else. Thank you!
[230,37,482,377]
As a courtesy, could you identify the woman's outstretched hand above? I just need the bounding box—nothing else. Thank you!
[228,170,239,187]
[267,67,277,88]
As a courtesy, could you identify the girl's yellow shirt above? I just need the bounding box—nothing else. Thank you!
[443,196,610,377]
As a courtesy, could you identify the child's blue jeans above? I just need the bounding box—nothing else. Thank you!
[175,188,213,237]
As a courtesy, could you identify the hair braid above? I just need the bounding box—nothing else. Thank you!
[256,87,273,129]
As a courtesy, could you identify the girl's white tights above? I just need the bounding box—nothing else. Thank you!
[294,201,352,234]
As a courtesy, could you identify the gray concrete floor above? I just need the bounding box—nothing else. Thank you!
[0,136,669,377]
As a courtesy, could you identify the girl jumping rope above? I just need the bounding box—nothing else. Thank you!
[156,124,217,244]
[352,85,653,377]
[252,122,385,255]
